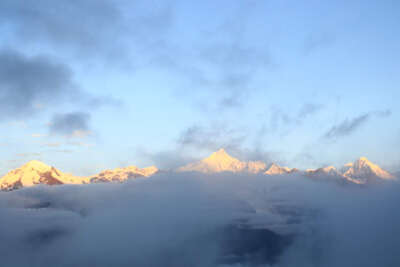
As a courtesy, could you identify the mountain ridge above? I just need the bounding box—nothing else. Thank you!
[0,149,396,191]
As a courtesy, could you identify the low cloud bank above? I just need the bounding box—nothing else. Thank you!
[0,172,399,266]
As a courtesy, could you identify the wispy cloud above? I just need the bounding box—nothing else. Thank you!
[264,103,324,136]
[323,110,391,140]
[178,124,246,152]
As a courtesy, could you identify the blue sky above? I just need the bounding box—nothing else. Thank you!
[0,0,399,175]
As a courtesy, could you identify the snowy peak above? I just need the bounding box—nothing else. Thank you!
[1,155,396,191]
[22,160,52,171]
[178,149,246,173]
[306,166,339,176]
[205,148,234,161]
[90,165,158,183]
[306,157,396,184]
[305,166,348,183]
[264,163,297,175]
[343,157,395,183]
[202,149,243,168]
[0,160,86,191]
[178,149,267,173]
[0,160,159,190]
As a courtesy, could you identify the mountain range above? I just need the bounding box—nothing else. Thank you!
[0,149,396,191]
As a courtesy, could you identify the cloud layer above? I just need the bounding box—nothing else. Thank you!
[0,172,399,266]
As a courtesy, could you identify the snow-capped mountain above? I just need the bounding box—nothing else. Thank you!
[0,152,396,191]
[177,149,267,173]
[341,157,395,184]
[306,157,395,184]
[264,163,298,175]
[306,166,342,177]
[305,166,355,184]
[0,161,158,190]
[0,160,87,191]
[89,165,158,183]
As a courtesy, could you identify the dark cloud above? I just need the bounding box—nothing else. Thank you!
[0,0,122,58]
[49,112,91,138]
[0,0,175,62]
[0,49,76,120]
[323,110,391,140]
[0,49,120,123]
[1,0,273,112]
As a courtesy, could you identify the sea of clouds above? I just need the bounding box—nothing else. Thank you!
[0,172,399,267]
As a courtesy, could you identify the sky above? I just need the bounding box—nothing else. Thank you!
[0,0,399,176]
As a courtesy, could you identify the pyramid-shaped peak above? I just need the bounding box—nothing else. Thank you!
[205,148,238,162]
[265,163,293,175]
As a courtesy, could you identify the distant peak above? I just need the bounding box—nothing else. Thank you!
[343,156,395,181]
[205,148,236,161]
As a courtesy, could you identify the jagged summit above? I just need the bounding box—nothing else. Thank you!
[264,163,297,175]
[0,160,160,190]
[306,157,395,184]
[0,160,86,191]
[89,165,159,183]
[0,154,397,191]
[343,156,394,182]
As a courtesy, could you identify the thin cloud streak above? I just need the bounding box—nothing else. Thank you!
[323,110,391,140]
